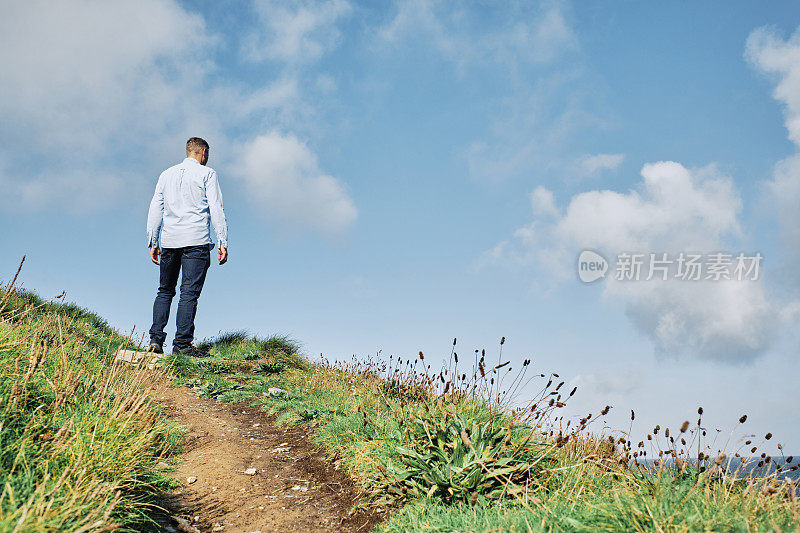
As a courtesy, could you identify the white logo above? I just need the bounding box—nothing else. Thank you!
[578,250,608,283]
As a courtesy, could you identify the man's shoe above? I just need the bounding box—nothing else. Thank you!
[147,342,163,354]
[173,344,208,358]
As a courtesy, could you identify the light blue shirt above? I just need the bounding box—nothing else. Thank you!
[146,157,228,250]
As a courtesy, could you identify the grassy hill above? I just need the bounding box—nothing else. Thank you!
[0,286,180,531]
[180,336,800,531]
[1,279,798,531]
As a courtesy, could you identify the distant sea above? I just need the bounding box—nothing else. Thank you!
[636,457,799,483]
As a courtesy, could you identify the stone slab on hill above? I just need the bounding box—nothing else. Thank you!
[115,349,162,369]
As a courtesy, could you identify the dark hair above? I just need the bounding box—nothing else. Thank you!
[186,137,209,155]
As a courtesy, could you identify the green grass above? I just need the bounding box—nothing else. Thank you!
[7,277,795,533]
[190,337,800,532]
[196,331,305,366]
[0,286,181,531]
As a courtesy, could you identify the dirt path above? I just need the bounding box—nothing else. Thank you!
[155,385,381,533]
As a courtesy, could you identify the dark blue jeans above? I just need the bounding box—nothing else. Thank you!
[149,244,211,350]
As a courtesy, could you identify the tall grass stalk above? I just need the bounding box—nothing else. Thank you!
[0,272,180,532]
[199,337,799,531]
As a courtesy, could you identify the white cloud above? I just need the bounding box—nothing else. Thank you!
[378,0,458,58]
[529,186,559,218]
[746,26,800,145]
[377,0,576,70]
[245,0,352,65]
[236,77,301,115]
[0,0,208,150]
[236,132,357,236]
[0,0,213,210]
[486,24,800,363]
[764,154,800,266]
[0,0,359,233]
[576,153,625,178]
[747,25,800,286]
[490,161,783,362]
[554,162,742,254]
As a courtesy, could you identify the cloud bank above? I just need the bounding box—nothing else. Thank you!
[747,25,800,286]
[237,132,357,236]
[0,0,211,211]
[483,23,800,363]
[378,0,575,70]
[576,153,625,178]
[489,161,782,362]
[245,0,352,65]
[0,0,357,237]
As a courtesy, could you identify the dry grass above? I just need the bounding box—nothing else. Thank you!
[227,340,800,531]
[0,264,180,532]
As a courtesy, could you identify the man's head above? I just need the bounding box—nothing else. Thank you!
[186,137,209,165]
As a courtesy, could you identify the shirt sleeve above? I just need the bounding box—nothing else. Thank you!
[146,175,164,248]
[206,170,228,249]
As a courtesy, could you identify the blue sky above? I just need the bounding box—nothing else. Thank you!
[2,1,800,452]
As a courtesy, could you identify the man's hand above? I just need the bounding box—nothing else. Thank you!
[218,246,228,265]
[150,247,161,265]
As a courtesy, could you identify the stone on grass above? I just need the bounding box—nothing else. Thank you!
[171,516,201,533]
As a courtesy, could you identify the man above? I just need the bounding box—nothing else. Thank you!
[146,137,228,356]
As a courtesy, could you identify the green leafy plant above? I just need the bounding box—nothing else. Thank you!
[197,360,232,374]
[198,377,243,398]
[255,361,286,375]
[384,411,554,504]
[299,407,320,421]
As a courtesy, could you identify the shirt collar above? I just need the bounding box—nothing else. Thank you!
[183,157,200,165]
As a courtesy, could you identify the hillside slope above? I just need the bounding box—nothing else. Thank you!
[1,277,798,532]
[0,286,179,531]
[180,335,800,532]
